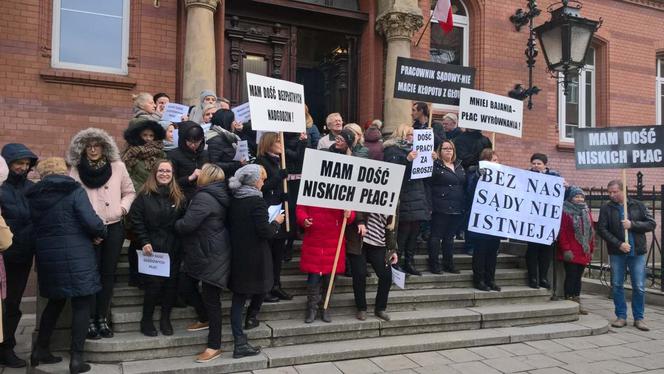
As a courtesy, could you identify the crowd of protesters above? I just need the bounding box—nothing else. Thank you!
[0,93,656,373]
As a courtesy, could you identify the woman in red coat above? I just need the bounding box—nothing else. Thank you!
[296,205,354,323]
[556,186,594,315]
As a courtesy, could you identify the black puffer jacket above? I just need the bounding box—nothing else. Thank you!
[175,181,231,288]
[284,132,307,174]
[208,110,243,177]
[454,130,493,170]
[597,199,656,256]
[167,121,209,199]
[429,160,466,214]
[383,140,430,222]
[0,143,37,264]
[129,187,184,274]
[26,175,106,299]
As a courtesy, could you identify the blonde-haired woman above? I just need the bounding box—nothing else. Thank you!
[383,124,431,275]
[132,93,161,122]
[129,160,185,337]
[256,133,292,302]
[175,164,231,363]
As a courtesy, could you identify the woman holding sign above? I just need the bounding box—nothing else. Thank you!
[256,133,293,302]
[129,160,185,338]
[383,124,431,276]
[208,110,245,177]
[428,139,466,274]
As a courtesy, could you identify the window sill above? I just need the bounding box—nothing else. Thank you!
[556,142,575,152]
[40,68,137,90]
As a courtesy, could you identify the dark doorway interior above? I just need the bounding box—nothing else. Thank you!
[296,28,356,131]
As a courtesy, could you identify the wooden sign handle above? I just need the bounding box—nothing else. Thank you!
[323,215,348,310]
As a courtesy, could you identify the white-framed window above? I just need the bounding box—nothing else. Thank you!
[51,0,130,75]
[657,57,663,125]
[430,0,469,67]
[559,47,595,142]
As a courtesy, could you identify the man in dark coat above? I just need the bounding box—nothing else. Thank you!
[411,101,445,150]
[597,179,656,331]
[442,113,462,140]
[168,121,209,199]
[453,129,492,170]
[27,157,106,373]
[0,143,37,368]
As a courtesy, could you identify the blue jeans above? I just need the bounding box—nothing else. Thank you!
[610,254,646,320]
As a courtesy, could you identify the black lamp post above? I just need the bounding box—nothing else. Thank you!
[509,0,601,109]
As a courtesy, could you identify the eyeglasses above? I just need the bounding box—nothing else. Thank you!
[157,169,172,174]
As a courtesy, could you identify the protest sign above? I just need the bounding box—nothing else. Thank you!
[137,251,170,277]
[297,149,405,216]
[393,57,475,106]
[458,88,523,138]
[468,162,564,245]
[233,140,249,161]
[574,126,664,169]
[246,73,305,133]
[391,267,406,289]
[232,102,251,124]
[411,129,434,179]
[161,103,189,123]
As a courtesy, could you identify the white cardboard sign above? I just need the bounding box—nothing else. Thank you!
[458,88,523,138]
[161,103,189,123]
[391,267,406,289]
[411,129,434,179]
[297,149,405,216]
[468,162,564,245]
[233,140,249,161]
[246,73,306,133]
[232,102,251,124]
[137,251,171,278]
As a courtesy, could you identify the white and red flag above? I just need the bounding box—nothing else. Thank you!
[433,0,454,34]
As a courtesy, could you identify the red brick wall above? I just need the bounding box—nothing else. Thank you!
[409,0,664,190]
[0,0,180,156]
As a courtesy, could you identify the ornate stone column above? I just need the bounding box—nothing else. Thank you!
[376,3,423,134]
[183,0,220,105]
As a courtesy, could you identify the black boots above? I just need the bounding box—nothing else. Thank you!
[160,309,174,336]
[244,310,260,330]
[140,318,158,337]
[30,346,62,367]
[69,351,91,374]
[304,282,320,324]
[271,285,293,300]
[403,259,421,276]
[86,319,100,340]
[233,334,261,359]
[97,317,113,338]
[0,347,26,368]
[474,281,490,291]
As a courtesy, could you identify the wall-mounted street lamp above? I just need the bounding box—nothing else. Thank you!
[509,0,601,109]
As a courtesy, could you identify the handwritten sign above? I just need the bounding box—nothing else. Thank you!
[161,103,189,123]
[232,102,251,124]
[411,129,434,179]
[233,140,249,161]
[137,251,170,278]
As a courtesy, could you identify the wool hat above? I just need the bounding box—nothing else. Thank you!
[36,157,68,177]
[0,156,8,184]
[339,128,356,147]
[229,164,261,191]
[443,113,458,123]
[567,186,585,201]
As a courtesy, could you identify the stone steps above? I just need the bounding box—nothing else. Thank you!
[33,313,608,374]
[109,284,549,333]
[49,300,581,363]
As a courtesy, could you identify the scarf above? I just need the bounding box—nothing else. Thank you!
[163,140,178,152]
[77,156,112,189]
[232,185,263,199]
[206,125,240,148]
[563,200,592,254]
[122,141,164,170]
[133,107,162,122]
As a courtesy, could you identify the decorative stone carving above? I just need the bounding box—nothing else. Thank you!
[376,12,424,41]
[184,0,220,12]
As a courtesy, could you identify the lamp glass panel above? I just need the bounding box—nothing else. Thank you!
[540,26,563,68]
[570,24,593,63]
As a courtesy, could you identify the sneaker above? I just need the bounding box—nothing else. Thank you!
[187,321,210,332]
[196,349,222,363]
[611,318,627,328]
[634,320,650,331]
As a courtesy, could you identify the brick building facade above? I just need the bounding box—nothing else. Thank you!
[1,0,663,189]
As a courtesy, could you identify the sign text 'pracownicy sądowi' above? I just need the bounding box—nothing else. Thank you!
[574,126,664,169]
[458,88,523,138]
[393,57,475,106]
[468,162,564,245]
[297,149,406,216]
[246,73,306,133]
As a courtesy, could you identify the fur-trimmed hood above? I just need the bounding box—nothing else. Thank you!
[67,128,121,166]
[124,118,166,146]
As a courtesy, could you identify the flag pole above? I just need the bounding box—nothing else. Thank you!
[414,12,435,47]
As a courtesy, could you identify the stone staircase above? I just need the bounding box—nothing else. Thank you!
[34,241,609,374]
